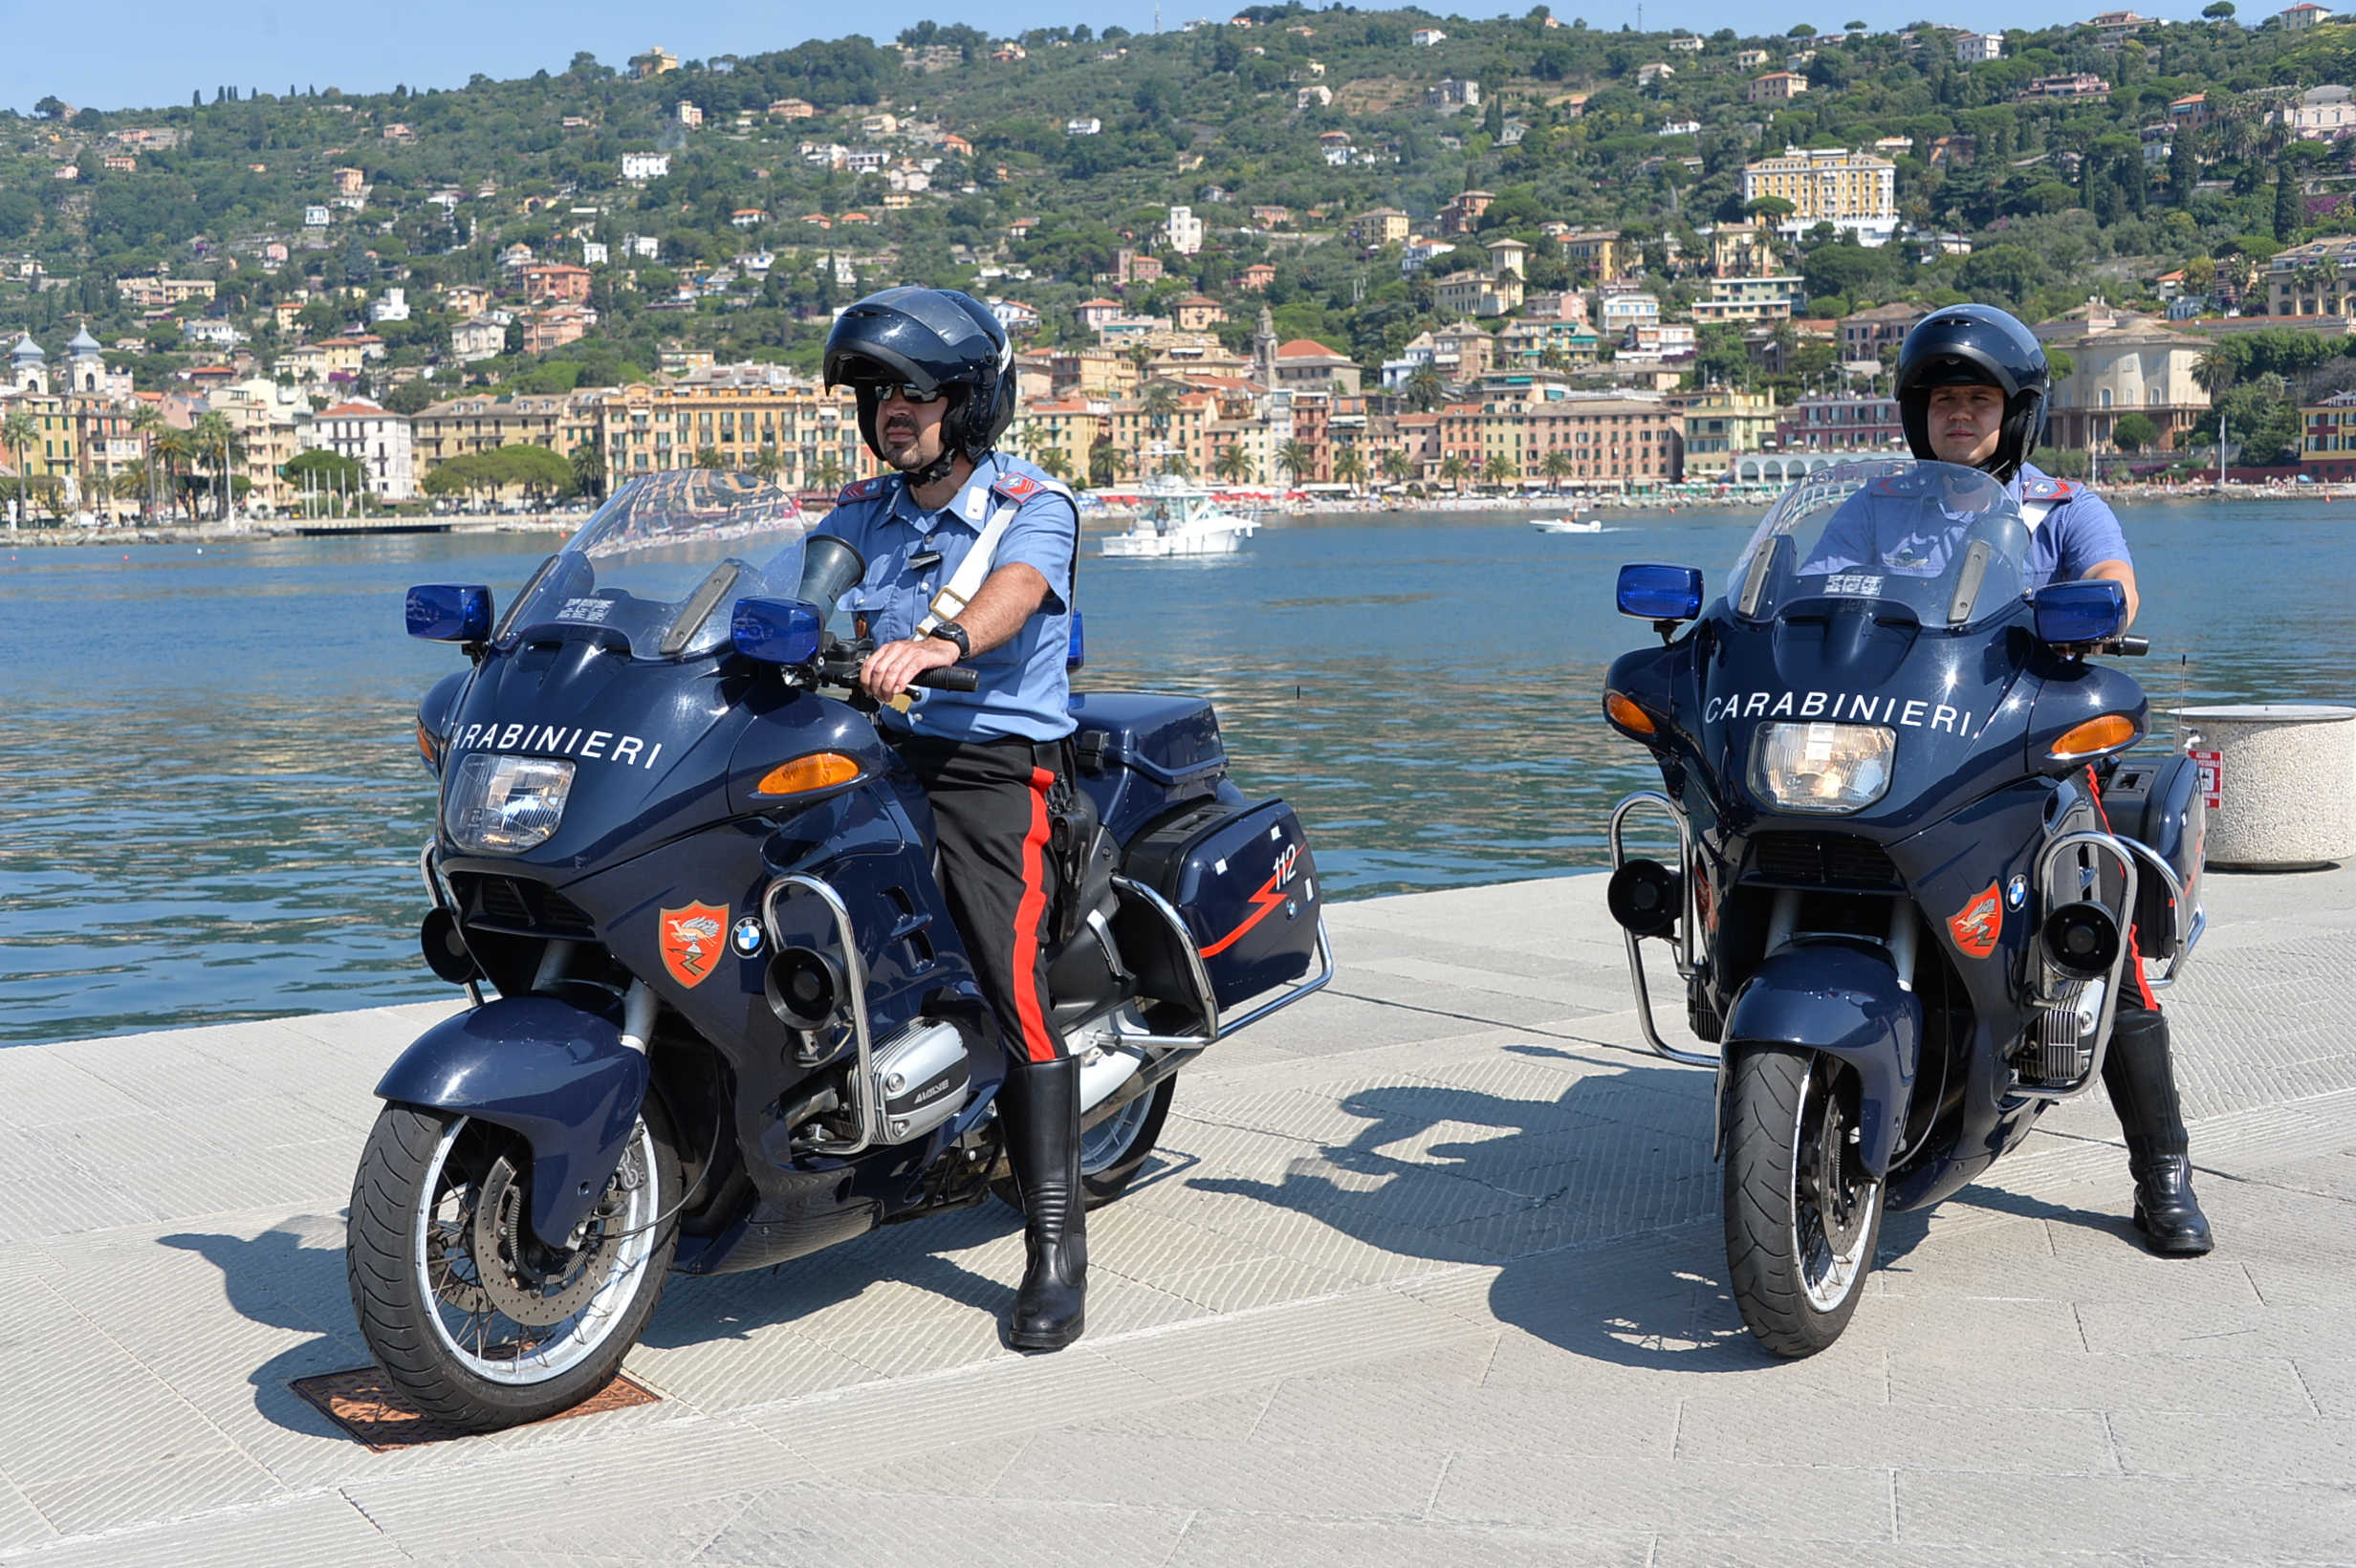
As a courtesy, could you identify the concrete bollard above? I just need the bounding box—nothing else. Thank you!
[2175,705,2356,870]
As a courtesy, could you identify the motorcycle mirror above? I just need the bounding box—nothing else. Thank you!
[731,598,826,665]
[796,534,868,614]
[1616,563,1705,623]
[2031,578,2127,646]
[405,583,494,643]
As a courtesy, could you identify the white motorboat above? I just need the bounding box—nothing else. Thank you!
[1100,483,1261,557]
[1530,516,1604,534]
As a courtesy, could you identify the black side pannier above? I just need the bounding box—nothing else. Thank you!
[2103,752,2205,963]
[1115,797,1322,1025]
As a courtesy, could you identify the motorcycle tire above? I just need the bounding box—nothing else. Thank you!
[993,1076,1177,1212]
[1722,1045,1884,1358]
[346,1097,681,1433]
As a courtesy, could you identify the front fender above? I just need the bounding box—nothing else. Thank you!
[1724,943,1921,1176]
[375,994,648,1248]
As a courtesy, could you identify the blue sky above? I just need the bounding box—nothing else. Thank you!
[10,0,2216,117]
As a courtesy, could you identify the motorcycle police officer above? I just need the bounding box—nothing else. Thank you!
[816,287,1095,1345]
[1894,303,2213,1256]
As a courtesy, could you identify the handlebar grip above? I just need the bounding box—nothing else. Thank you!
[2110,636,2150,657]
[913,666,980,692]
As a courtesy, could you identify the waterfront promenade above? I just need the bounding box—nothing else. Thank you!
[2,867,2353,1565]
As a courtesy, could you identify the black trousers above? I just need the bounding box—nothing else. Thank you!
[889,731,1069,1064]
[2087,767,2187,1157]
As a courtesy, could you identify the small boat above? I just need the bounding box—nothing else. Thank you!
[1101,482,1261,557]
[1530,517,1604,534]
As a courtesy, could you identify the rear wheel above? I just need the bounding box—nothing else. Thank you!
[1723,1046,1883,1358]
[346,1099,680,1432]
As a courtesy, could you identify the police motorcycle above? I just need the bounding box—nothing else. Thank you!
[1600,458,2205,1356]
[349,469,1331,1430]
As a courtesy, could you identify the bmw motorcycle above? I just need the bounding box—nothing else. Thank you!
[350,470,1331,1430]
[1601,460,2205,1355]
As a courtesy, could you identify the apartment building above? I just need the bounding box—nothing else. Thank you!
[586,374,868,490]
[315,400,416,501]
[1741,146,1900,246]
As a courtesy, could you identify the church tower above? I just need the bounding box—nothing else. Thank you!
[1252,303,1276,388]
[65,322,103,393]
[10,333,48,396]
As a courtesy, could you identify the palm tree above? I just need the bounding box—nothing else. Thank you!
[1541,449,1574,491]
[1275,439,1314,490]
[129,403,165,522]
[1332,447,1366,494]
[694,445,726,471]
[191,411,241,520]
[1034,445,1071,482]
[2192,343,2237,400]
[153,426,196,520]
[571,441,609,499]
[1141,381,1182,421]
[1213,443,1255,485]
[751,445,783,486]
[1087,440,1127,489]
[1487,455,1521,493]
[1,408,33,527]
[1380,448,1413,488]
[814,455,846,493]
[1437,453,1471,494]
[1406,363,1445,412]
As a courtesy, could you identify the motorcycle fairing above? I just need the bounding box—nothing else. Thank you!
[375,991,648,1248]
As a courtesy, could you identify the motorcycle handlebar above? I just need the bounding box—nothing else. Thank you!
[2104,635,2150,657]
[815,655,982,693]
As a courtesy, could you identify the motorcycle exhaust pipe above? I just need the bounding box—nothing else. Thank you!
[2041,901,2121,979]
[1607,859,1683,938]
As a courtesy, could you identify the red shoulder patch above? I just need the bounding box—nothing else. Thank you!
[836,476,887,504]
[991,473,1043,502]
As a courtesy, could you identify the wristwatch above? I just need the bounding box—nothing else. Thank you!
[927,621,971,659]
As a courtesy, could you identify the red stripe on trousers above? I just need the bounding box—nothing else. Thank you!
[1010,766,1058,1062]
[2085,765,2158,1009]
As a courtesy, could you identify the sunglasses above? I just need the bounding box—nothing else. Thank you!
[876,383,947,404]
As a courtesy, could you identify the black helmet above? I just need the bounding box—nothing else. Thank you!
[1894,303,2050,482]
[823,287,1016,473]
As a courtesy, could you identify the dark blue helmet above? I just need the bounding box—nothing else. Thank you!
[1895,303,2050,483]
[823,287,1016,467]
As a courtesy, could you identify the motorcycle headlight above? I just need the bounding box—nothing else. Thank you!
[444,753,576,853]
[1749,722,1895,815]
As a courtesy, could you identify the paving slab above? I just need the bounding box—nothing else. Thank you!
[0,865,2352,1564]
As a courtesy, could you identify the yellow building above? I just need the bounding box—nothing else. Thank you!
[1740,146,1899,247]
[1679,388,1782,482]
[586,375,870,490]
[412,394,598,482]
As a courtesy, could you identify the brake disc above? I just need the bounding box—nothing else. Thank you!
[425,1186,493,1318]
[470,1153,615,1326]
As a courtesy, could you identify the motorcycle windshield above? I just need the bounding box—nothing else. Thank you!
[1726,459,2037,629]
[494,470,813,660]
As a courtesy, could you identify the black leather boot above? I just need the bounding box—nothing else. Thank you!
[999,1055,1086,1349]
[2103,1010,2214,1256]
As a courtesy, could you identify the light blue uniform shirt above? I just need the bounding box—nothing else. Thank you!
[815,452,1078,743]
[2009,462,2134,589]
[1800,461,2134,588]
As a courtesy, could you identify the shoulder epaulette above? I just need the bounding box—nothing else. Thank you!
[836,475,890,505]
[990,470,1074,504]
[2022,477,2077,501]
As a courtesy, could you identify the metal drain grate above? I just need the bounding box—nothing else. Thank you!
[291,1365,660,1450]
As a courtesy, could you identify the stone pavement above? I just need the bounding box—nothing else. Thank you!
[3,867,2354,1566]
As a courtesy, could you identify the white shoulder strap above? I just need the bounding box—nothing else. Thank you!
[920,497,1023,631]
[2019,498,2055,533]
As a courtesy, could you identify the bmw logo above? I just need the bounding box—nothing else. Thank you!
[2005,875,2028,910]
[731,916,767,958]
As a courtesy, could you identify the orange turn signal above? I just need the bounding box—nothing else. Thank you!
[415,719,442,768]
[2050,713,2139,760]
[1604,692,1657,736]
[755,751,862,797]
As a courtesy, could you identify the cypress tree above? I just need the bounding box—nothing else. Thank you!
[2276,170,2301,242]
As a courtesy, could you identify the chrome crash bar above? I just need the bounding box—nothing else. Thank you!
[2014,830,2141,1103]
[1107,874,1336,1049]
[1608,792,1720,1070]
[761,872,881,1156]
[2110,834,2205,991]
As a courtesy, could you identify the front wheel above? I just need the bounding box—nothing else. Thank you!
[346,1099,680,1432]
[1723,1046,1884,1358]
